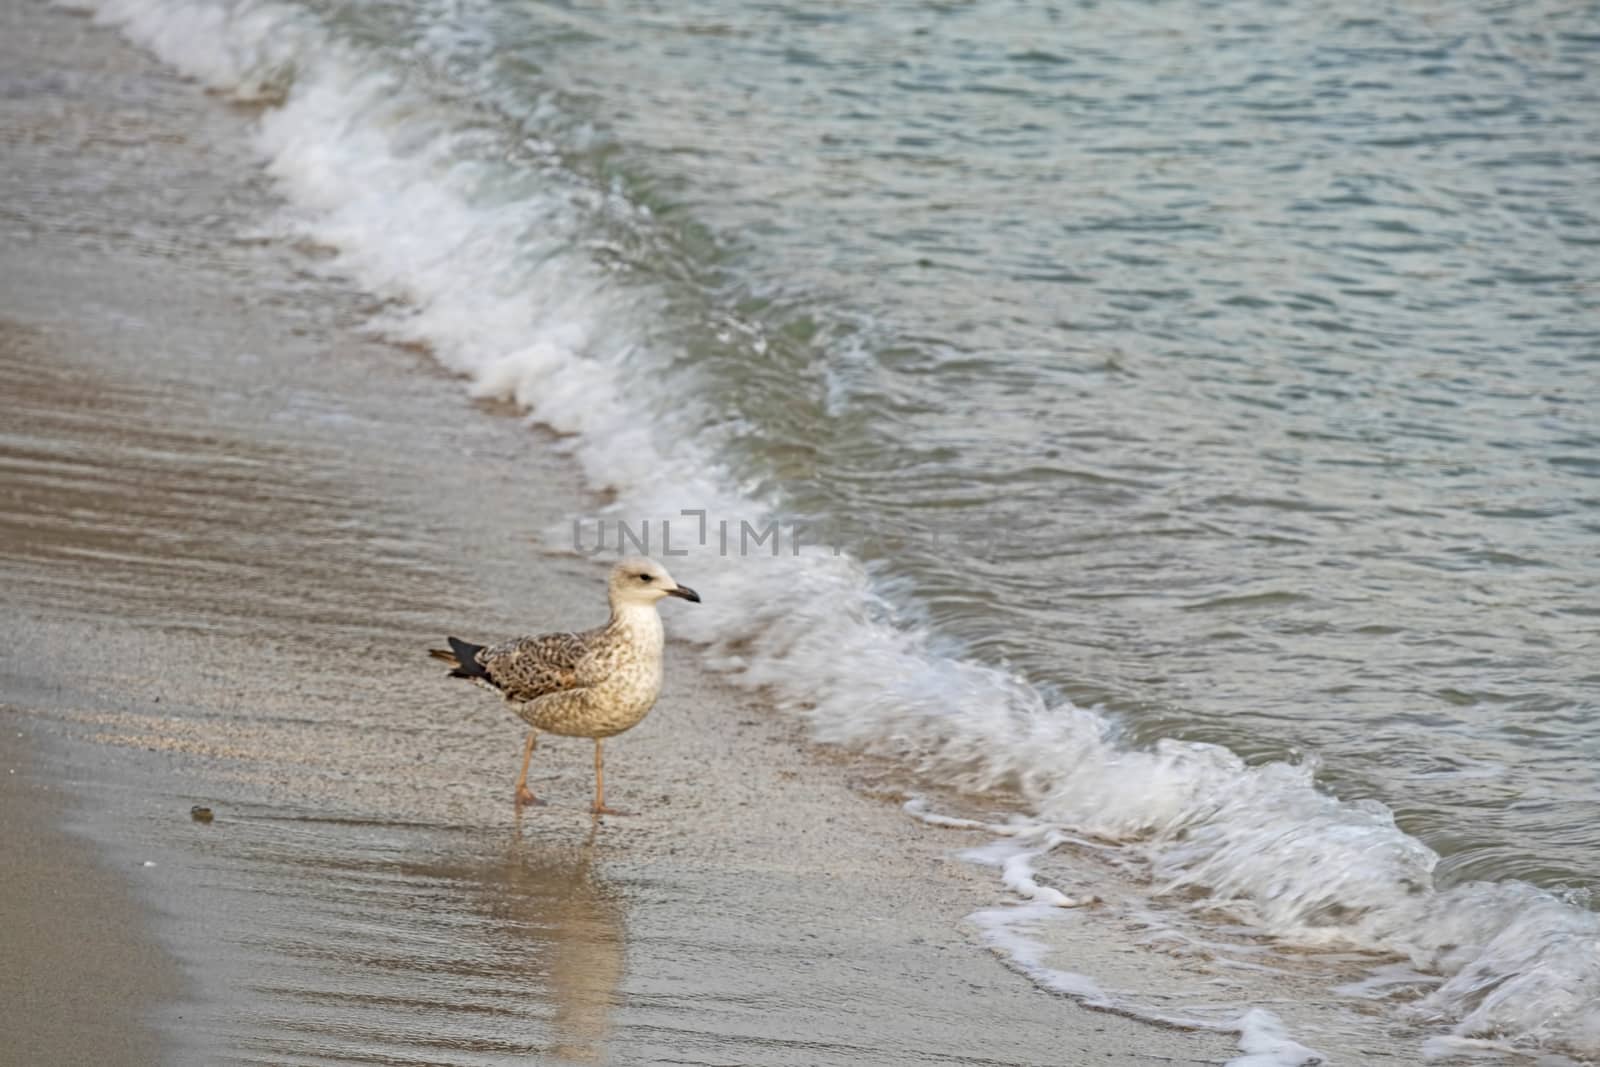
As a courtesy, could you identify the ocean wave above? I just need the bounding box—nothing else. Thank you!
[80,0,1600,1057]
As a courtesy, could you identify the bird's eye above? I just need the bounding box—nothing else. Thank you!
[637,573,653,582]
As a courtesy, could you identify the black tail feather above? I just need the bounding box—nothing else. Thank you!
[440,637,491,683]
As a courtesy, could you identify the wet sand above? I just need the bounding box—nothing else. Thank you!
[0,727,181,1067]
[0,3,1245,1064]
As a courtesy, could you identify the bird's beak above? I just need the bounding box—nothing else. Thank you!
[667,584,701,603]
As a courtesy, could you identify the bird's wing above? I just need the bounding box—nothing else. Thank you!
[480,631,589,702]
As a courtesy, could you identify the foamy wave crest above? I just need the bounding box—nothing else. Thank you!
[83,0,1600,1057]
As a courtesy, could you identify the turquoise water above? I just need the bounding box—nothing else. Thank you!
[89,0,1600,1055]
[469,0,1600,888]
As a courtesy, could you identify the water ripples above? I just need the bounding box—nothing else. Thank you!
[463,0,1600,892]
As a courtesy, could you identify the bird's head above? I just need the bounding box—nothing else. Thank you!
[608,556,701,609]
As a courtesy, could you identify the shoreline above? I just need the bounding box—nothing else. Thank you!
[0,725,181,1067]
[0,4,1245,1065]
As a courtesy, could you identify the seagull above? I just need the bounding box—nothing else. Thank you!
[430,556,700,815]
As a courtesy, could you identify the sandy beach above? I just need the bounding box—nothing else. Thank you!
[0,728,181,1067]
[0,4,1253,1064]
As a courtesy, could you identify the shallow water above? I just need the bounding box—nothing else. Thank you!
[503,0,1600,886]
[62,0,1600,1057]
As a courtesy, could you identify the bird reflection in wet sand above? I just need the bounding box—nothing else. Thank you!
[399,827,625,1063]
[483,827,624,1063]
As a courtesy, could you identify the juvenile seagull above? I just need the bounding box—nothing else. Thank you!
[430,557,700,815]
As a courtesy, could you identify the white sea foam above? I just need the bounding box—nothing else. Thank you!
[958,829,1326,1064]
[1230,1010,1328,1067]
[80,0,1600,1058]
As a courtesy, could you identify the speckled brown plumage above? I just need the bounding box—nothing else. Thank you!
[430,557,701,813]
[476,630,587,704]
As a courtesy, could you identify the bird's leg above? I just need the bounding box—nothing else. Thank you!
[590,738,630,816]
[514,730,543,807]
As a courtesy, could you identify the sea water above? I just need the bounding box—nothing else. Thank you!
[81,0,1600,1057]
